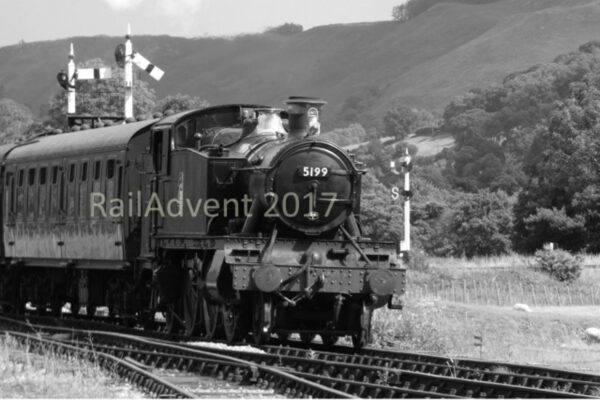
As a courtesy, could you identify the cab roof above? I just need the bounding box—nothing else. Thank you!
[153,104,270,127]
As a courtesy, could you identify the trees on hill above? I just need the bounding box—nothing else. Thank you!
[513,70,600,252]
[157,94,210,115]
[0,98,34,144]
[382,101,437,140]
[47,59,157,127]
[393,0,505,22]
[434,40,600,252]
[45,59,210,129]
[265,23,303,35]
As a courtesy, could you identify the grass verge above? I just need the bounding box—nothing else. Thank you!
[0,333,145,398]
[372,263,600,373]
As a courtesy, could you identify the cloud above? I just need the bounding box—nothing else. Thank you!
[157,0,203,16]
[155,0,205,32]
[103,0,146,10]
[102,0,204,32]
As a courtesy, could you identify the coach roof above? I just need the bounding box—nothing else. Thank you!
[5,119,157,163]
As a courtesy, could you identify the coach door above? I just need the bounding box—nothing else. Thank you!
[3,168,15,257]
[48,164,65,258]
[141,127,170,257]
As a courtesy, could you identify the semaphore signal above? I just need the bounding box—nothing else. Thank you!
[56,43,112,115]
[115,24,165,120]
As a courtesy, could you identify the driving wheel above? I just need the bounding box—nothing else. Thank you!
[252,292,272,345]
[222,303,242,344]
[352,302,373,349]
[321,334,339,347]
[202,298,221,340]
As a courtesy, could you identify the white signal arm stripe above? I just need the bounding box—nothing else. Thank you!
[132,52,164,81]
[77,68,112,80]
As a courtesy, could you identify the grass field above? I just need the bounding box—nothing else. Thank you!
[0,334,144,398]
[372,256,600,373]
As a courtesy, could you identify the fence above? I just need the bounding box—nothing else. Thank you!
[407,279,600,306]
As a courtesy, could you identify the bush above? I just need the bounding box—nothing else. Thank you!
[534,249,582,283]
[371,300,449,353]
[408,249,430,272]
[265,23,303,35]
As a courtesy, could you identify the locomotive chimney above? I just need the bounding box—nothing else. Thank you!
[285,96,327,139]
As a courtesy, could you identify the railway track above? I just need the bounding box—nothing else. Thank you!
[9,312,600,387]
[4,330,194,398]
[0,315,351,399]
[1,314,599,398]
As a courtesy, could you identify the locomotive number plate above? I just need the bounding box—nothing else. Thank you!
[299,166,329,178]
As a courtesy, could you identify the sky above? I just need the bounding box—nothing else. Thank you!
[0,0,404,47]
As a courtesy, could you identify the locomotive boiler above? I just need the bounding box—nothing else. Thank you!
[0,96,406,348]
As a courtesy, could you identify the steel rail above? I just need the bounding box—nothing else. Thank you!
[49,329,596,398]
[3,331,194,399]
[261,345,600,396]
[0,316,354,399]
[2,313,599,398]
[13,312,600,389]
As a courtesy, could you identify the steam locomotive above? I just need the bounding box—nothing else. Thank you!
[0,97,406,348]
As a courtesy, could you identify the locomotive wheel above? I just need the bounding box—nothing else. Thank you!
[86,304,97,317]
[352,303,373,350]
[202,298,221,340]
[300,332,316,344]
[277,332,290,343]
[252,293,272,345]
[50,297,63,318]
[164,302,184,334]
[70,299,80,316]
[182,269,202,337]
[321,334,339,347]
[222,304,242,344]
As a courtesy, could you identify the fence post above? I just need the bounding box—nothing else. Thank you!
[508,283,513,305]
[531,284,537,307]
[543,286,549,305]
[520,282,525,303]
[495,282,501,306]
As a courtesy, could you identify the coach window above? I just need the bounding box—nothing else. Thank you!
[93,160,101,180]
[152,131,163,172]
[38,167,47,218]
[67,163,76,217]
[50,166,59,216]
[116,164,123,199]
[16,169,24,217]
[5,172,13,217]
[79,162,88,218]
[106,159,115,200]
[27,168,36,220]
[92,160,102,210]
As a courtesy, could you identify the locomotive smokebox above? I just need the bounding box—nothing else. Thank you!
[285,96,327,139]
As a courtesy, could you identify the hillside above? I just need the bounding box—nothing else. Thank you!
[2,0,600,125]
